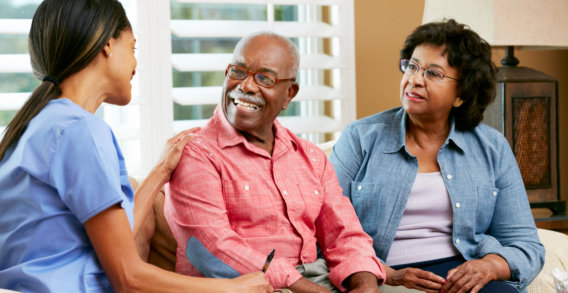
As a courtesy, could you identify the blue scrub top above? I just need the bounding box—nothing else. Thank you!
[0,98,134,292]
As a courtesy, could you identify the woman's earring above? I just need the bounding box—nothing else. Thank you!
[109,53,113,57]
[453,97,463,108]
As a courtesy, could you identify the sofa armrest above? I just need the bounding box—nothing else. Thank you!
[527,228,568,293]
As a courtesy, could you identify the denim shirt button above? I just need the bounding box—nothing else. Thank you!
[455,238,460,244]
[455,202,461,208]
[357,185,362,191]
[447,174,453,180]
[493,191,498,196]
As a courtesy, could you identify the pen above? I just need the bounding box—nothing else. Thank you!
[262,249,275,273]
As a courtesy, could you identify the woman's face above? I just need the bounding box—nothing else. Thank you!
[400,44,462,123]
[105,29,137,106]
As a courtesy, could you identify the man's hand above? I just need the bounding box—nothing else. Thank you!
[348,271,381,293]
[386,266,445,293]
[441,254,511,293]
[286,277,331,293]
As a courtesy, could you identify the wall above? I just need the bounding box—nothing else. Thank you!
[353,1,568,206]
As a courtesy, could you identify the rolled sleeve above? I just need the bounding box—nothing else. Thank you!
[265,259,303,289]
[316,156,386,291]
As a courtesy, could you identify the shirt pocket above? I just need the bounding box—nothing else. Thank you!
[350,181,382,234]
[222,180,277,237]
[475,185,499,233]
[297,183,323,223]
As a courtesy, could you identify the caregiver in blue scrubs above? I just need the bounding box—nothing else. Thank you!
[0,0,272,292]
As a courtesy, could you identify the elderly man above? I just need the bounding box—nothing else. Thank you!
[165,32,385,293]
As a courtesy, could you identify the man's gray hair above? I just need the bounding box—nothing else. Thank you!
[233,31,300,78]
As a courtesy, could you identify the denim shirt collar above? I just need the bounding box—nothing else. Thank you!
[384,108,466,155]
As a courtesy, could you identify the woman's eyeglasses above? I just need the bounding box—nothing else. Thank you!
[225,64,296,88]
[400,59,459,83]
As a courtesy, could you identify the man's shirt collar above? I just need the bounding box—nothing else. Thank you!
[213,105,297,157]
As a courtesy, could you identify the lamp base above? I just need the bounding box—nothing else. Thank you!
[484,66,562,214]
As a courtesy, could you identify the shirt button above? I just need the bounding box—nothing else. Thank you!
[447,174,453,180]
[357,185,362,191]
[455,202,461,208]
[209,153,213,157]
[314,190,319,195]
[283,190,287,195]
[493,191,498,196]
[244,185,249,191]
[455,238,460,244]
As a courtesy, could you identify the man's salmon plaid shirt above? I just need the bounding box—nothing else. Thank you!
[165,106,385,290]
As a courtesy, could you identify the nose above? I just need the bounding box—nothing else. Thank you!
[239,72,259,94]
[408,68,425,86]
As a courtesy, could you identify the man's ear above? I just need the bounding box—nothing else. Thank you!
[282,82,299,110]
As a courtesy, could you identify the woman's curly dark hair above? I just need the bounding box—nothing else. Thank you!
[400,19,497,130]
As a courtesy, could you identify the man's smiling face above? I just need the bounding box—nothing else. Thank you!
[221,35,298,138]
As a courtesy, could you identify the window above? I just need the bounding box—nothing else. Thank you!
[0,0,38,136]
[0,0,356,176]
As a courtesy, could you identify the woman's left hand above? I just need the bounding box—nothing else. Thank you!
[157,127,200,179]
[441,254,511,293]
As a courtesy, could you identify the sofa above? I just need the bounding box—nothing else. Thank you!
[134,141,568,293]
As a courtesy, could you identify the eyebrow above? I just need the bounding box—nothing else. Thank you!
[234,61,279,76]
[410,57,446,71]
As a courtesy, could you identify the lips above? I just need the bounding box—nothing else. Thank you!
[405,91,425,102]
[234,97,260,111]
[228,89,264,112]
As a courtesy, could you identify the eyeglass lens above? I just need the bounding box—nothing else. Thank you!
[228,65,276,87]
[401,60,445,82]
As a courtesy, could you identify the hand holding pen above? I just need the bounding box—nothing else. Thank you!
[262,249,275,273]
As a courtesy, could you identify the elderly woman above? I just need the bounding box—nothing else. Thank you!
[329,19,544,293]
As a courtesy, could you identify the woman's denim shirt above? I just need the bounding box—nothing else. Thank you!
[329,107,544,292]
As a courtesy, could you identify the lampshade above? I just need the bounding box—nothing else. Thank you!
[422,0,568,49]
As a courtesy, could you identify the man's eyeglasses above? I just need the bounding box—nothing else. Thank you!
[225,64,295,88]
[400,59,459,83]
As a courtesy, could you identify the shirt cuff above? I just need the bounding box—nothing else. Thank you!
[329,257,386,291]
[265,258,303,289]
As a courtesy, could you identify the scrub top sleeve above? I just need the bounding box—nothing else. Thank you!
[48,118,125,224]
